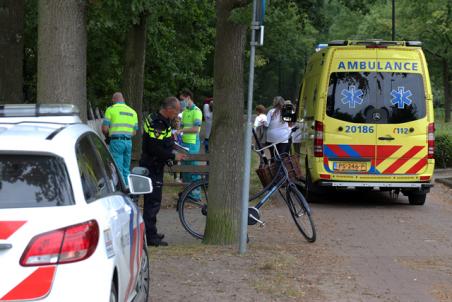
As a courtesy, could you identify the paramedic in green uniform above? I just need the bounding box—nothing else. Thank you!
[102,92,138,185]
[178,89,202,197]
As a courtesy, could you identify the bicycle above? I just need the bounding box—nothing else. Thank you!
[177,128,316,243]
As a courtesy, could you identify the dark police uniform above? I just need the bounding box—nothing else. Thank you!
[140,112,174,245]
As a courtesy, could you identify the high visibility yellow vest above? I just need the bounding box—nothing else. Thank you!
[143,114,172,140]
[104,103,138,137]
[181,105,202,144]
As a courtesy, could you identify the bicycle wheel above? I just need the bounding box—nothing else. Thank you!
[286,184,316,242]
[177,179,209,239]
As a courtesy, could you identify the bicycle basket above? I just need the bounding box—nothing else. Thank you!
[282,154,302,180]
[255,154,302,188]
[255,164,275,188]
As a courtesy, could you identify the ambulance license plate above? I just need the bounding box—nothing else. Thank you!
[333,162,367,172]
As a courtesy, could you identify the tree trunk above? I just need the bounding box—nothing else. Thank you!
[203,0,247,245]
[37,0,87,121]
[122,13,147,161]
[443,59,451,123]
[0,0,24,104]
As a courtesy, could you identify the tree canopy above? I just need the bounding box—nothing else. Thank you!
[17,0,450,119]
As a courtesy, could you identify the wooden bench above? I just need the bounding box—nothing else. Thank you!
[163,154,209,186]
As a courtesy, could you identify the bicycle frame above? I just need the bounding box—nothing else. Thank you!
[250,126,312,216]
[251,142,293,210]
[252,171,287,209]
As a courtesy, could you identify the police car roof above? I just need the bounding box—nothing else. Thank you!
[0,122,94,155]
[0,104,94,155]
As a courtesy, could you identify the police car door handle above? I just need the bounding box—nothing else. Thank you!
[0,243,13,250]
[378,136,395,141]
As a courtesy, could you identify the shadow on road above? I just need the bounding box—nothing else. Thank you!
[310,189,412,208]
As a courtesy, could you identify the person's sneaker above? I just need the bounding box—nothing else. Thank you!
[147,238,168,247]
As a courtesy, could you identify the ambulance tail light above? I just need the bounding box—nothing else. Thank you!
[427,123,435,159]
[314,121,324,157]
[20,220,99,266]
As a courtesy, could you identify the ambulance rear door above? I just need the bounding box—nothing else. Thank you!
[323,49,379,176]
[373,60,428,179]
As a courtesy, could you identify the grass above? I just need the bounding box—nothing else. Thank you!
[250,150,265,195]
[436,120,452,136]
[149,243,234,258]
[250,251,306,298]
[435,109,452,136]
[149,242,308,299]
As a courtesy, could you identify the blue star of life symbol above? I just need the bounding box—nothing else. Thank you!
[341,86,364,109]
[390,86,413,109]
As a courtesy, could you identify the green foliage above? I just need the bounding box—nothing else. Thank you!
[21,0,451,120]
[144,0,215,110]
[293,0,329,36]
[335,0,378,14]
[23,0,37,103]
[435,134,452,168]
[85,0,215,111]
[254,0,318,103]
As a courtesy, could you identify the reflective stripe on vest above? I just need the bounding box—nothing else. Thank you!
[143,116,171,140]
[106,104,137,136]
[181,106,202,144]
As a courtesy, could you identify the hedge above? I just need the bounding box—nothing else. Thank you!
[435,134,452,168]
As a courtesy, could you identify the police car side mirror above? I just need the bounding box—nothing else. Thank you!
[128,174,153,195]
[131,166,149,176]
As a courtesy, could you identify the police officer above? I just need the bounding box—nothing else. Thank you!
[140,97,186,246]
[102,92,138,185]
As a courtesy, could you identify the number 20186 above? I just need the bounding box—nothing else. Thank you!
[345,126,374,133]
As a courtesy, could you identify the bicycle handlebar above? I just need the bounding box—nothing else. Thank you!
[254,125,299,153]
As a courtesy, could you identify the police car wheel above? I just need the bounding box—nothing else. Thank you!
[408,192,426,205]
[134,246,150,302]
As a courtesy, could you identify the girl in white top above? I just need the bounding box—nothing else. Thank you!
[264,96,291,155]
[253,104,267,129]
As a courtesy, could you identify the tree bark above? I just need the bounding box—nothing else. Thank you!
[0,0,24,104]
[37,0,87,121]
[203,0,247,245]
[122,13,147,161]
[443,59,451,123]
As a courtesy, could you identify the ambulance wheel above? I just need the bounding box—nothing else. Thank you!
[408,192,426,205]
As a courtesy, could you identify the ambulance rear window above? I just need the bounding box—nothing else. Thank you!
[327,72,426,124]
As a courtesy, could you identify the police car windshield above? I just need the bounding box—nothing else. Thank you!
[326,72,426,124]
[0,154,74,208]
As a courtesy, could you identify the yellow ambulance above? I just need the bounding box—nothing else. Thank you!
[297,40,435,205]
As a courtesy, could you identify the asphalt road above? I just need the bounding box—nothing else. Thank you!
[305,183,452,302]
[150,183,452,301]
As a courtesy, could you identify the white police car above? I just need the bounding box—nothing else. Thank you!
[0,104,152,302]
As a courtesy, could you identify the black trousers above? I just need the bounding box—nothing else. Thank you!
[267,142,291,161]
[141,163,164,241]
